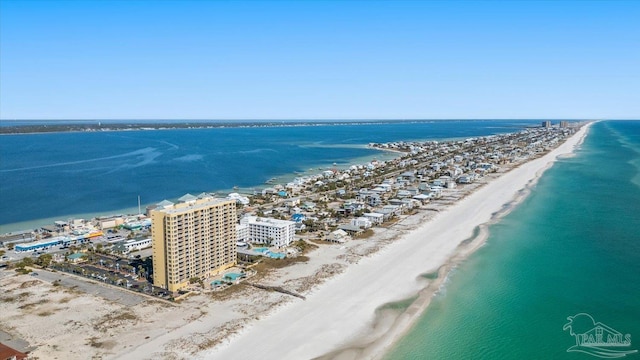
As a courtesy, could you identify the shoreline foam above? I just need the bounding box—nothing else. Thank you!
[199,123,592,360]
[329,155,570,360]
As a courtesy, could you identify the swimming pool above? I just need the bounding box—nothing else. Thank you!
[251,247,286,259]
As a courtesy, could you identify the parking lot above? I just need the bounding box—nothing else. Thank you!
[28,269,148,306]
[3,229,173,300]
[49,253,170,300]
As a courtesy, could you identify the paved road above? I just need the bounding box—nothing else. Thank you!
[134,247,153,258]
[33,269,146,306]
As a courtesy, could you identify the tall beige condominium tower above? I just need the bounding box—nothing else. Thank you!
[151,194,237,292]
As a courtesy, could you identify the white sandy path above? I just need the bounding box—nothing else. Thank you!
[198,125,591,360]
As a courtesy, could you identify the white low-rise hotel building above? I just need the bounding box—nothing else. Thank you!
[237,223,250,242]
[241,216,296,248]
[123,238,152,252]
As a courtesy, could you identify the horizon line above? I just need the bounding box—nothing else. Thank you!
[1,118,624,122]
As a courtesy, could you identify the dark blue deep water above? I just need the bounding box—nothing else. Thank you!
[1,120,538,230]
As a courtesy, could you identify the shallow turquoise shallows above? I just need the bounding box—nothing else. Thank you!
[385,121,640,360]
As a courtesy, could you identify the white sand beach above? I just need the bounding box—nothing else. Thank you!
[0,125,591,360]
[199,123,592,360]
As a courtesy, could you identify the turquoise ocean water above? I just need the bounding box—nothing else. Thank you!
[0,120,538,232]
[385,120,640,359]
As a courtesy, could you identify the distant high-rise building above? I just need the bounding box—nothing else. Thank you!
[151,194,237,292]
[560,121,568,128]
[542,121,552,128]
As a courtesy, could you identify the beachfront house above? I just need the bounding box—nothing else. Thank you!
[328,229,350,243]
[429,186,443,198]
[381,205,403,217]
[438,176,457,189]
[363,212,384,225]
[388,199,415,211]
[401,199,417,209]
[351,217,373,229]
[457,174,474,184]
[337,224,363,237]
[412,194,431,204]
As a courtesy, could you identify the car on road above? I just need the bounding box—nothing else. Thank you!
[30,272,39,276]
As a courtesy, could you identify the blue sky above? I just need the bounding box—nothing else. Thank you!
[1,0,638,120]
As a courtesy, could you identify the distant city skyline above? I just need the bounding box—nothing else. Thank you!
[1,0,639,120]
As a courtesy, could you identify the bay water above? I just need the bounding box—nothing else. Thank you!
[0,120,537,232]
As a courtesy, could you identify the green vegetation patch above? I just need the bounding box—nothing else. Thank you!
[354,229,375,239]
[292,240,318,254]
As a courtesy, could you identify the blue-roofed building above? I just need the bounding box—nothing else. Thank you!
[15,238,64,252]
[291,213,306,223]
[277,190,288,197]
